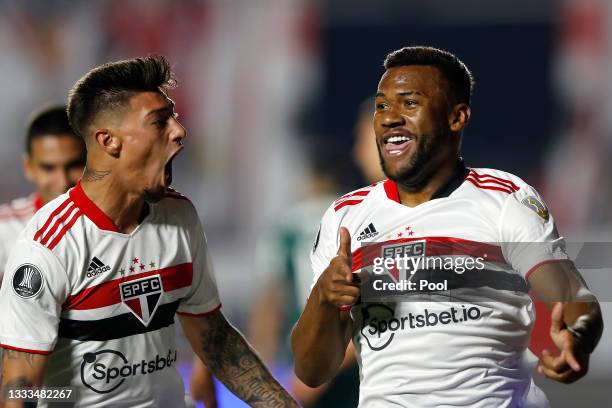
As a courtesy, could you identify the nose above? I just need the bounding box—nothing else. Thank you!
[379,107,405,129]
[169,117,186,145]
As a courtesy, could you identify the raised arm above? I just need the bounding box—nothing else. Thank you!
[291,228,358,387]
[179,310,298,408]
[528,260,603,383]
[1,349,47,407]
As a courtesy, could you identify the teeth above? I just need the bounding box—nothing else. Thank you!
[386,135,411,144]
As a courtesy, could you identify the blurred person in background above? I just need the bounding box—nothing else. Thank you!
[0,104,86,280]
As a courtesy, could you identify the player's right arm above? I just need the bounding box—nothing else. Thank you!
[291,227,359,387]
[1,350,47,407]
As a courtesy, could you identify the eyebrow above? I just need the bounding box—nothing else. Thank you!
[145,100,176,117]
[375,90,425,98]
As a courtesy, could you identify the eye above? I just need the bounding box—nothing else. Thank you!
[375,102,388,110]
[404,100,418,108]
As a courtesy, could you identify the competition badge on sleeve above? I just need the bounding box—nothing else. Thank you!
[12,264,44,298]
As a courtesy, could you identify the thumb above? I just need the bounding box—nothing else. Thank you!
[337,227,352,259]
[550,302,564,335]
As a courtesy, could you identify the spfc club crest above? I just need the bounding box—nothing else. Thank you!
[119,275,163,326]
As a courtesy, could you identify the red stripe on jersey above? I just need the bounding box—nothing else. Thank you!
[40,203,77,245]
[334,199,363,212]
[177,303,222,317]
[70,181,120,233]
[34,197,72,241]
[465,177,514,194]
[0,344,52,355]
[351,236,506,272]
[468,170,520,191]
[47,210,83,250]
[383,179,400,203]
[337,190,371,201]
[63,262,194,311]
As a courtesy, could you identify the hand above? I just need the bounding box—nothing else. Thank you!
[537,302,589,383]
[315,227,360,308]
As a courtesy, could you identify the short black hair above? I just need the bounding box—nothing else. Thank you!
[26,104,80,154]
[384,46,474,105]
[67,55,176,140]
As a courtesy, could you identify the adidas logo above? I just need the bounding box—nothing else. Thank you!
[357,223,379,241]
[87,257,111,278]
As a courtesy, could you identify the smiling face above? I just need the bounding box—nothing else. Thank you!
[111,91,186,202]
[374,65,460,188]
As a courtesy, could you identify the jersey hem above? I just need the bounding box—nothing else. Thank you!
[176,303,222,317]
[524,258,568,281]
[0,343,52,355]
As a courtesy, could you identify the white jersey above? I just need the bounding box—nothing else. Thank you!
[0,193,42,278]
[0,183,220,407]
[311,163,568,408]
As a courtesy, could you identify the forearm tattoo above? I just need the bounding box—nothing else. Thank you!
[2,351,37,407]
[199,314,295,407]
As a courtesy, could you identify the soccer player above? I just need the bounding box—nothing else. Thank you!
[0,105,86,280]
[0,56,298,408]
[292,46,603,407]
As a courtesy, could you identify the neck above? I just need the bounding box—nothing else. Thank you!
[396,157,460,207]
[80,169,145,234]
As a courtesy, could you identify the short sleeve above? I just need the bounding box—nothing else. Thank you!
[309,204,339,294]
[499,185,569,280]
[177,214,221,316]
[0,239,69,354]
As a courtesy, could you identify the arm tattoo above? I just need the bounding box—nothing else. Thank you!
[5,349,35,368]
[199,313,296,407]
[82,167,111,181]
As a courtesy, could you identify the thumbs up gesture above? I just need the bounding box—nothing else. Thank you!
[537,302,589,383]
[314,227,361,309]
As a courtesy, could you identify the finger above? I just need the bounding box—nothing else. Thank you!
[562,341,582,372]
[537,364,578,383]
[337,227,352,261]
[333,294,360,307]
[550,302,564,335]
[540,350,568,372]
[330,282,361,298]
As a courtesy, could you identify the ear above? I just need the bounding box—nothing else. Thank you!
[92,128,121,157]
[22,154,34,182]
[448,103,471,133]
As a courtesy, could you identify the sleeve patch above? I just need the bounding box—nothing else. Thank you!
[521,196,549,221]
[12,264,44,299]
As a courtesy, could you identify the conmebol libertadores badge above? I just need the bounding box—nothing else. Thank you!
[12,263,44,298]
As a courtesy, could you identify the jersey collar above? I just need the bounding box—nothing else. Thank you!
[383,160,469,203]
[69,181,120,233]
[33,193,44,211]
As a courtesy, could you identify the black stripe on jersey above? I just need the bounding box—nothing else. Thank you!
[364,268,528,296]
[58,300,180,341]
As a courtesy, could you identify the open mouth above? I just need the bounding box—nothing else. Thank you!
[383,134,415,157]
[164,160,173,185]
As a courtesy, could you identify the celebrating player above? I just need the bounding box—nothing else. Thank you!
[292,46,603,407]
[0,104,86,280]
[0,56,298,407]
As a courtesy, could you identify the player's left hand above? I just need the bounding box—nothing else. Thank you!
[537,302,589,383]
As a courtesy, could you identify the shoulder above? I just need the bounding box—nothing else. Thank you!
[465,168,526,195]
[156,188,200,225]
[331,181,385,213]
